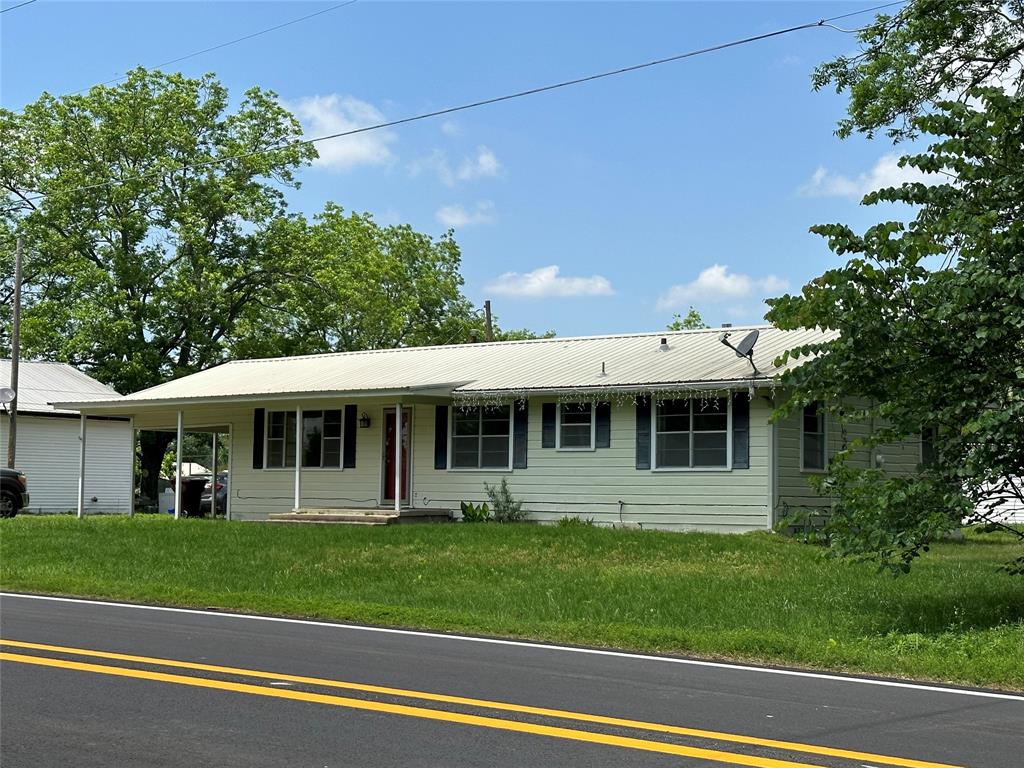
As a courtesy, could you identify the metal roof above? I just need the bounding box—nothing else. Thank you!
[0,359,120,415]
[54,326,833,410]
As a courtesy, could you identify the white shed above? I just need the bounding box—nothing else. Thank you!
[1,360,133,514]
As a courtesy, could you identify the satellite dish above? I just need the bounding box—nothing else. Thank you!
[719,330,761,376]
[0,387,15,405]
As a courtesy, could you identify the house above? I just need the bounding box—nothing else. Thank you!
[1,359,133,514]
[52,326,924,529]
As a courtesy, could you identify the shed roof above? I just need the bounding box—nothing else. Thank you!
[54,325,831,411]
[0,359,120,415]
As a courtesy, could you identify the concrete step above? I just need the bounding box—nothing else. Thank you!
[268,511,398,525]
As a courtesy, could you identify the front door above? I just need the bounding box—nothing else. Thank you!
[383,408,411,505]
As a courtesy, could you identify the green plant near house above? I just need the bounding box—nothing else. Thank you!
[483,479,527,523]
[459,501,491,523]
[557,515,595,527]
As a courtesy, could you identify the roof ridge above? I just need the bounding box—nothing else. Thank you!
[227,325,776,365]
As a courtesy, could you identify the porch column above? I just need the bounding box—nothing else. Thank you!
[394,402,402,513]
[128,418,135,518]
[226,424,233,521]
[294,406,302,511]
[210,431,218,518]
[174,410,183,520]
[76,413,87,519]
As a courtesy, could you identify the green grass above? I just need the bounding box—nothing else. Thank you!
[2,516,1022,689]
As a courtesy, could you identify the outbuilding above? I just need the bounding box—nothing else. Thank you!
[52,326,924,529]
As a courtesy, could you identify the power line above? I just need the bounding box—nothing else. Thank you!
[67,0,359,96]
[0,0,38,14]
[4,2,908,210]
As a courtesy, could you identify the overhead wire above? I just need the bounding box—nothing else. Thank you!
[0,0,37,14]
[3,1,910,211]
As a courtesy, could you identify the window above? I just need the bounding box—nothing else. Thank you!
[266,409,342,469]
[557,402,594,450]
[451,405,512,469]
[921,426,937,467]
[266,411,297,468]
[654,398,729,469]
[802,403,826,471]
[302,410,343,468]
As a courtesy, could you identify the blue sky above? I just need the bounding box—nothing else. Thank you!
[1,1,923,336]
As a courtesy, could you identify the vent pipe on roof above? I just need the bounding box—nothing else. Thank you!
[659,338,669,352]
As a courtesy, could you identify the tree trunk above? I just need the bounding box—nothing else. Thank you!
[139,431,174,506]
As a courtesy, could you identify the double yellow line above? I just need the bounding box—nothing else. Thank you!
[0,638,962,768]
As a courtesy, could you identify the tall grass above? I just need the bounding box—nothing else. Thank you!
[1,517,1022,688]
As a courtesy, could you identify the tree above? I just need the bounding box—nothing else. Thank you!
[667,307,708,331]
[768,0,1024,573]
[1,68,316,497]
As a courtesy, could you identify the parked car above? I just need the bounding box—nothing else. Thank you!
[0,468,29,518]
[199,472,228,516]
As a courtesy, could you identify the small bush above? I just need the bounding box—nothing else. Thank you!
[483,479,527,523]
[460,501,491,523]
[557,515,595,527]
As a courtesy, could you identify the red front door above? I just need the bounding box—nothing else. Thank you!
[383,409,411,504]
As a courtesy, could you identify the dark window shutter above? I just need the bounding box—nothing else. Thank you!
[513,399,529,469]
[595,402,611,448]
[252,408,265,469]
[732,393,750,469]
[343,404,357,468]
[541,403,556,448]
[434,405,449,470]
[635,397,651,470]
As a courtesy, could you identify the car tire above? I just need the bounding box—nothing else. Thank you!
[0,489,18,518]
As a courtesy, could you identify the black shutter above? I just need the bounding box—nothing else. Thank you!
[343,404,357,468]
[252,408,265,469]
[595,402,611,448]
[434,405,449,470]
[732,393,750,469]
[513,399,529,469]
[635,397,651,469]
[541,403,556,448]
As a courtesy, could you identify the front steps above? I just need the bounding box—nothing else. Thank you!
[267,507,451,525]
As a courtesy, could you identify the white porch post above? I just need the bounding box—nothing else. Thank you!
[210,431,218,518]
[394,403,402,513]
[174,410,183,520]
[128,417,135,518]
[226,424,233,521]
[76,413,87,519]
[294,406,302,511]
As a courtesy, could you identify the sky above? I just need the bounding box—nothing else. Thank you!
[0,0,927,337]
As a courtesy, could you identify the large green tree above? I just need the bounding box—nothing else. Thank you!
[768,1,1024,572]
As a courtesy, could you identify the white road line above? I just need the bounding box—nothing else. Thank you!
[3,592,1022,702]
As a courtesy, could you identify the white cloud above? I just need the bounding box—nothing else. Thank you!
[410,145,501,187]
[288,94,395,171]
[486,265,614,299]
[656,264,788,313]
[435,201,496,228]
[440,120,461,137]
[457,146,501,181]
[799,153,939,199]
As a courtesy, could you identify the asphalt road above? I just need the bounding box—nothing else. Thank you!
[1,593,1021,768]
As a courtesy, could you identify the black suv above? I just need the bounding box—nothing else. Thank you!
[0,468,29,518]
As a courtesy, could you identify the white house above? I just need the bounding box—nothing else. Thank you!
[1,359,133,514]
[53,326,924,529]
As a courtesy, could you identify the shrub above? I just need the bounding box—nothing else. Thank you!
[460,501,491,523]
[483,479,527,523]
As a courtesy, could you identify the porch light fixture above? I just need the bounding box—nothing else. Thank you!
[358,412,371,429]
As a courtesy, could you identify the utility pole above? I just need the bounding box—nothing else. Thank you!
[7,235,23,469]
[483,300,494,342]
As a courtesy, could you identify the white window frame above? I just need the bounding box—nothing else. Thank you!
[264,408,345,471]
[555,402,596,452]
[799,403,828,474]
[651,397,732,472]
[447,404,514,472]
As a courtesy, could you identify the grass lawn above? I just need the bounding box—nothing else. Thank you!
[1,516,1022,689]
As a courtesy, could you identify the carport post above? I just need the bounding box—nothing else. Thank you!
[394,402,402,513]
[128,417,135,518]
[174,410,183,520]
[76,413,87,519]
[294,406,302,511]
[210,431,217,518]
